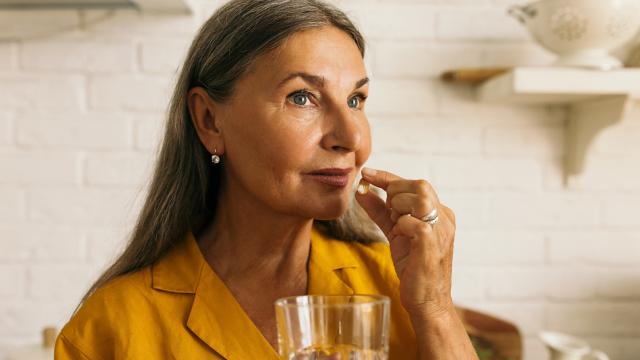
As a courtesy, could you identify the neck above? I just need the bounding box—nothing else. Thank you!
[197,176,313,288]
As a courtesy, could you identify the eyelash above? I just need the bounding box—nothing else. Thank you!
[287,89,368,109]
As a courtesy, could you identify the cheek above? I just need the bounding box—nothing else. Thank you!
[275,135,317,180]
[254,124,317,185]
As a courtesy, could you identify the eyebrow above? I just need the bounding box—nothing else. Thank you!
[277,72,369,90]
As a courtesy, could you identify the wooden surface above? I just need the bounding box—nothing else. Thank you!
[456,305,523,360]
[440,68,511,84]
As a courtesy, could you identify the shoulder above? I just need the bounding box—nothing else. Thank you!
[56,234,208,358]
[56,268,153,359]
[74,267,153,321]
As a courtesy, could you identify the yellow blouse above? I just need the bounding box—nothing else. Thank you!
[55,226,418,359]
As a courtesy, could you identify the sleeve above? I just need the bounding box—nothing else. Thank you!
[54,332,92,360]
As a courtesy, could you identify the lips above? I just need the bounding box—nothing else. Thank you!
[307,168,353,187]
[308,168,353,176]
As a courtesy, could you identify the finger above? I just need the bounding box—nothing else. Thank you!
[389,234,411,264]
[389,193,436,219]
[392,250,411,277]
[441,204,456,227]
[395,206,455,253]
[391,214,435,238]
[436,206,457,250]
[360,167,404,191]
[390,214,433,249]
[390,208,401,223]
[386,179,440,209]
[354,179,394,237]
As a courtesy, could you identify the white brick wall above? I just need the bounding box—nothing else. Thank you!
[20,37,137,73]
[16,111,131,150]
[0,75,85,110]
[1,1,639,359]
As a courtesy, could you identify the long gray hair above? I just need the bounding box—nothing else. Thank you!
[80,0,382,305]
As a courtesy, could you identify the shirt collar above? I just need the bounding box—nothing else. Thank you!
[150,225,359,294]
[150,231,204,294]
[150,225,359,359]
[307,225,358,295]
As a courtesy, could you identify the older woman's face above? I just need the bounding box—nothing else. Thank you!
[218,26,371,220]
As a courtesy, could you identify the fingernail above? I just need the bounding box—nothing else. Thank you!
[356,179,369,195]
[362,167,376,177]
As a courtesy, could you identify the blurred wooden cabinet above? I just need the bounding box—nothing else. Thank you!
[456,306,523,360]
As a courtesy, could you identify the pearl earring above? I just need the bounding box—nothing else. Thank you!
[211,148,221,164]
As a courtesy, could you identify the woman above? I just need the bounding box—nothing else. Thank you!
[55,0,478,359]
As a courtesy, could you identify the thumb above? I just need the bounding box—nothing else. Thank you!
[355,179,394,237]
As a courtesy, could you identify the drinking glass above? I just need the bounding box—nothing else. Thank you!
[274,294,390,360]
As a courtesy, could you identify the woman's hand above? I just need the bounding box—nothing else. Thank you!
[354,167,457,320]
[354,167,479,360]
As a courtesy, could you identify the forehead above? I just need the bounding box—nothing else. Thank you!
[245,26,366,86]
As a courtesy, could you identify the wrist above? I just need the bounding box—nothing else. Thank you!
[407,301,457,328]
[409,304,479,360]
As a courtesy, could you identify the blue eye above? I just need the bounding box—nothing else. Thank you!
[288,90,367,109]
[348,94,367,109]
[288,90,313,107]
[293,93,309,106]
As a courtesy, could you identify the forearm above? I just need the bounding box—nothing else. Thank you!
[410,307,479,360]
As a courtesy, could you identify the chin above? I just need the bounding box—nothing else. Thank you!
[310,198,351,221]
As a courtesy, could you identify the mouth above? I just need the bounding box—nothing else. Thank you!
[306,168,353,188]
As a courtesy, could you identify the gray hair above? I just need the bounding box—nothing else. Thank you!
[79,0,382,307]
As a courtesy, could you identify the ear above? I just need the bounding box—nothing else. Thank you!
[187,87,225,155]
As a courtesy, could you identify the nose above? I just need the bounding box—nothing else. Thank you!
[322,105,362,153]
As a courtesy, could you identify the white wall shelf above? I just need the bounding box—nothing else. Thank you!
[476,66,640,185]
[134,0,191,13]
